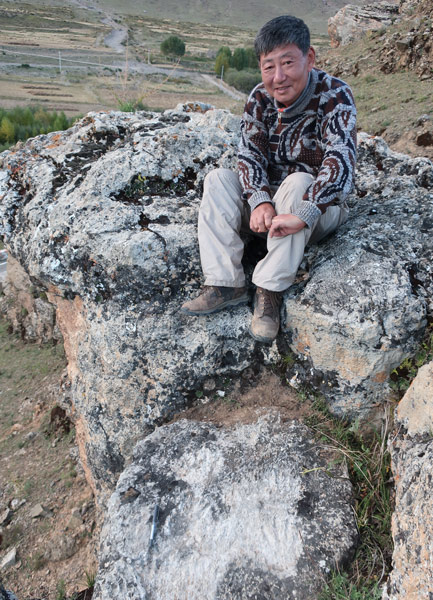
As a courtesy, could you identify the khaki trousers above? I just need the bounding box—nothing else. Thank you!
[198,168,349,293]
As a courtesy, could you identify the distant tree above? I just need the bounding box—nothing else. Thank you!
[160,36,185,58]
[215,52,230,77]
[0,117,15,143]
[53,111,69,131]
[245,47,258,69]
[217,46,232,62]
[232,48,248,71]
[215,46,232,77]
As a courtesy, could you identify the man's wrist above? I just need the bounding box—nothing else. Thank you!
[292,201,321,229]
[248,190,274,212]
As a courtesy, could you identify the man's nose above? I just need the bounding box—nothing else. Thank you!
[274,64,286,83]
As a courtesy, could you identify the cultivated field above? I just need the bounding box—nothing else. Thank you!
[0,1,329,117]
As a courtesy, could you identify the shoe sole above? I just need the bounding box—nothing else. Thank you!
[248,326,277,344]
[180,294,249,316]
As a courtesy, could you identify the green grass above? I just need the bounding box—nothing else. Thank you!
[0,318,66,403]
[55,579,67,600]
[303,396,394,597]
[390,321,433,395]
[319,572,382,600]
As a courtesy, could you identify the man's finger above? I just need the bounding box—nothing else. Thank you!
[264,212,273,230]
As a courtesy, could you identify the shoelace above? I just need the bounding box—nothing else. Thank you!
[257,289,278,318]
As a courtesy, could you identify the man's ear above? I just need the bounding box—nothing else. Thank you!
[307,47,316,71]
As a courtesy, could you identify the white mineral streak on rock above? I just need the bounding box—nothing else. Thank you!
[93,415,358,600]
[383,360,433,599]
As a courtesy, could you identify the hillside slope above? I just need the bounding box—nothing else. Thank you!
[19,0,373,34]
[320,0,433,158]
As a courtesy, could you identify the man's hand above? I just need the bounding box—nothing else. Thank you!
[269,214,306,238]
[250,203,276,233]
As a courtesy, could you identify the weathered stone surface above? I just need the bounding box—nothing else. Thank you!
[0,581,18,600]
[0,255,62,344]
[0,105,278,503]
[396,361,433,436]
[284,132,432,416]
[0,548,17,571]
[383,361,433,599]
[326,0,433,83]
[378,0,433,79]
[44,536,77,562]
[328,2,399,47]
[93,414,358,600]
[0,108,431,501]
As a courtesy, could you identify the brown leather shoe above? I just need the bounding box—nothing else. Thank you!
[250,287,281,343]
[181,286,248,315]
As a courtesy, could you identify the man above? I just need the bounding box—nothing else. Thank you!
[181,15,357,343]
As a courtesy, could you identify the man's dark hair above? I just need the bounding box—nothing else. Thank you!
[254,15,310,59]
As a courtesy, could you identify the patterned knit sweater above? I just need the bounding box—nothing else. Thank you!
[238,68,357,228]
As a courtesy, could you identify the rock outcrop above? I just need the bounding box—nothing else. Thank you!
[327,0,433,80]
[0,255,62,344]
[383,360,433,599]
[328,2,399,47]
[93,415,358,600]
[0,107,432,503]
[283,133,432,414]
[378,0,433,79]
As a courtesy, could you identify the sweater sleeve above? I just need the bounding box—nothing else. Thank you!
[292,87,357,228]
[237,92,274,211]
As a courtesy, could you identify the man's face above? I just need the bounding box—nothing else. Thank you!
[259,43,315,107]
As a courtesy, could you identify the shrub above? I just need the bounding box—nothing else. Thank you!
[225,69,262,93]
[160,36,185,58]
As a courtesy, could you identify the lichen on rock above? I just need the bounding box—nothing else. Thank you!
[383,360,433,600]
[0,106,432,504]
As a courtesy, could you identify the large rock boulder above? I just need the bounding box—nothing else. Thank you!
[93,414,358,600]
[383,360,433,599]
[283,133,432,416]
[328,2,399,47]
[0,107,431,502]
[0,105,277,503]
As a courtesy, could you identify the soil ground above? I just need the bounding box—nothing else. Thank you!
[0,317,98,600]
[0,310,311,600]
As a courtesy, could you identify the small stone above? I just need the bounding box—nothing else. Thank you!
[44,535,77,561]
[203,378,216,392]
[416,131,433,147]
[71,507,81,519]
[29,503,51,519]
[216,390,225,397]
[67,515,83,530]
[10,424,23,433]
[0,509,13,526]
[1,547,17,570]
[10,499,26,511]
[416,114,431,125]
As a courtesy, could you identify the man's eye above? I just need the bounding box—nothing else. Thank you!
[283,61,293,66]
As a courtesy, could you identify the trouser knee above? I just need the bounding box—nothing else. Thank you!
[274,172,315,213]
[203,168,238,191]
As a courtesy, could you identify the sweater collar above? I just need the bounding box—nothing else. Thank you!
[273,69,318,115]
